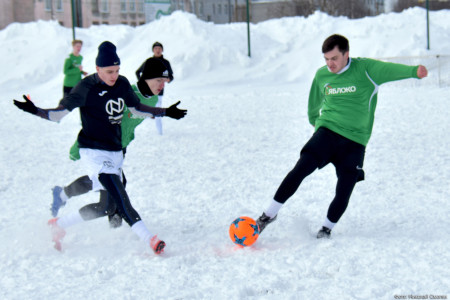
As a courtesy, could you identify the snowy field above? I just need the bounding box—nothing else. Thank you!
[0,7,449,300]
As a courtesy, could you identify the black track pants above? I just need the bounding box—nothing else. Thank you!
[273,127,365,224]
[327,168,360,223]
[273,153,318,203]
[98,173,141,226]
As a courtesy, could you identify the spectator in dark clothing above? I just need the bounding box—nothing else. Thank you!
[136,41,174,135]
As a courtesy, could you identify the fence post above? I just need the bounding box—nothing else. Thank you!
[71,0,76,40]
[426,0,430,50]
[246,0,251,57]
[437,55,441,88]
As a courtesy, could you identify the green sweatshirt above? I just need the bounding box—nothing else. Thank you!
[308,57,420,146]
[63,53,84,87]
[69,84,158,160]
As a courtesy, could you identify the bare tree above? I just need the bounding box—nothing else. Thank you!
[316,0,369,19]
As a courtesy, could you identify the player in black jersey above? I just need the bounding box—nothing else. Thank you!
[14,41,187,254]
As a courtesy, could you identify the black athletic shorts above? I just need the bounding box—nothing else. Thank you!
[301,127,366,181]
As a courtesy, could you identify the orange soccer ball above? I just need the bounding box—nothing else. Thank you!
[229,216,260,247]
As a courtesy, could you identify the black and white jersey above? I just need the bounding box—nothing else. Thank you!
[61,74,140,151]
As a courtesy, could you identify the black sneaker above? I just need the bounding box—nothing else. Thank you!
[108,213,123,228]
[316,226,331,239]
[256,212,277,233]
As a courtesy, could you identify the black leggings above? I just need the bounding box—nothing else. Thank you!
[66,174,128,223]
[79,189,114,220]
[274,153,317,203]
[97,173,141,226]
[64,173,128,198]
[274,127,365,223]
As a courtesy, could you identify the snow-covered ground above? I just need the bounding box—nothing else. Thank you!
[0,7,449,300]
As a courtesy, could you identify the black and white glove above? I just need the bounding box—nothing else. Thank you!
[13,95,38,115]
[165,101,187,120]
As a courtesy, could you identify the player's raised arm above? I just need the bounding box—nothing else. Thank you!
[129,100,187,120]
[13,95,69,122]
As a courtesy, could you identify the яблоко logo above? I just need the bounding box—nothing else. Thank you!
[325,85,357,95]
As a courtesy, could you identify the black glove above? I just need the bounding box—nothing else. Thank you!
[13,95,38,115]
[165,101,187,120]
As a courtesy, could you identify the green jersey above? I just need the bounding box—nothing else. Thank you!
[121,85,158,147]
[63,53,84,87]
[308,57,419,146]
[69,84,158,160]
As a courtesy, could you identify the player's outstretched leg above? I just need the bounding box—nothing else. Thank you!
[99,173,165,254]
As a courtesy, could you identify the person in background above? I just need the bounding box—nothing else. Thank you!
[255,34,428,239]
[51,58,172,230]
[14,41,187,254]
[63,39,88,97]
[136,41,174,135]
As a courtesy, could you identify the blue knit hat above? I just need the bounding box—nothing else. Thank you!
[96,41,120,67]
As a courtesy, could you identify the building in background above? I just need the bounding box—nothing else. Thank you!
[33,0,146,27]
[145,0,171,22]
[0,0,449,30]
[0,0,34,29]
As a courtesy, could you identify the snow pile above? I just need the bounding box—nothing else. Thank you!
[0,7,448,299]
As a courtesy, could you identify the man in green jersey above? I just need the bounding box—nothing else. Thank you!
[255,34,428,239]
[51,57,171,228]
[63,40,88,97]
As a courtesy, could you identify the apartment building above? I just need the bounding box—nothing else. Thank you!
[33,0,147,27]
[1,0,448,30]
[0,0,247,29]
[0,0,34,29]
